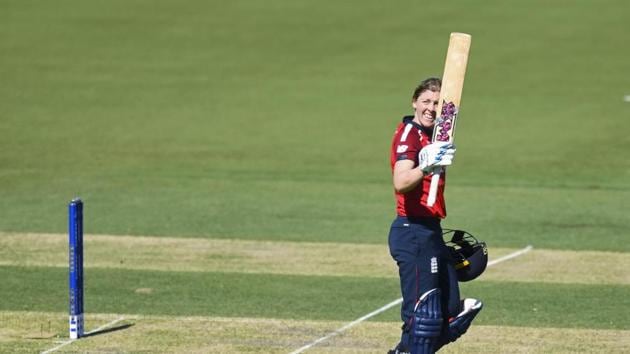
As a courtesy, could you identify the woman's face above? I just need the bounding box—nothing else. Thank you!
[412,90,440,128]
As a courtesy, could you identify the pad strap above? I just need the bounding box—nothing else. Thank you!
[436,298,483,350]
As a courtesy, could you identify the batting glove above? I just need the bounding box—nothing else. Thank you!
[418,142,456,173]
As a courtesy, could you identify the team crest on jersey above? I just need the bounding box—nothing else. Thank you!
[396,145,408,153]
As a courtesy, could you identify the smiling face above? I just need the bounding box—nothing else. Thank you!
[412,89,440,128]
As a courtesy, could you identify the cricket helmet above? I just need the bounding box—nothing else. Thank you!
[443,229,488,282]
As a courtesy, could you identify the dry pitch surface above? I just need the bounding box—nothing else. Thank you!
[3,312,630,353]
[2,233,629,353]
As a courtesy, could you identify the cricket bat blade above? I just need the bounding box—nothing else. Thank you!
[426,32,471,207]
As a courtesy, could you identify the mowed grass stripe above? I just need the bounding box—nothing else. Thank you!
[0,232,396,278]
[4,312,630,354]
[1,265,399,321]
[1,266,628,329]
[374,279,630,330]
[458,281,630,330]
[2,232,629,284]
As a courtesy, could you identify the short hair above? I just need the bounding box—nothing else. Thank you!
[412,77,441,101]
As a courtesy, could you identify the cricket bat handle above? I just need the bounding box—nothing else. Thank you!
[427,170,441,206]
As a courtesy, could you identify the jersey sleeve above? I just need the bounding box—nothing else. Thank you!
[392,124,422,164]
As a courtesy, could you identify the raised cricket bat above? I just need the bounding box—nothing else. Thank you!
[427,32,472,206]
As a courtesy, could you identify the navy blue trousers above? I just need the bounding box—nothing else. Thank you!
[388,216,460,350]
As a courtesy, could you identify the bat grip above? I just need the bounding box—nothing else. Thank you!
[427,171,441,206]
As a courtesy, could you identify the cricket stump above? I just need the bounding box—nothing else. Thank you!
[68,198,84,339]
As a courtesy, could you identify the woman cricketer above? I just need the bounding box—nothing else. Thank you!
[388,78,482,354]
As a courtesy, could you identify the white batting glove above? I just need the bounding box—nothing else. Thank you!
[418,142,456,173]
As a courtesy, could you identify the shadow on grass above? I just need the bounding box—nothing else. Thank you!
[84,323,134,338]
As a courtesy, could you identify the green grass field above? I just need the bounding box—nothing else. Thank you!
[1,0,629,352]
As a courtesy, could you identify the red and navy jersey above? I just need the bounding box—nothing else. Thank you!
[390,116,446,218]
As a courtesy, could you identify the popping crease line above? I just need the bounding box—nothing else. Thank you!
[40,316,125,354]
[288,244,534,354]
[487,245,533,266]
[288,298,404,354]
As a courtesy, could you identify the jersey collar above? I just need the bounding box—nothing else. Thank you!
[402,115,434,137]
